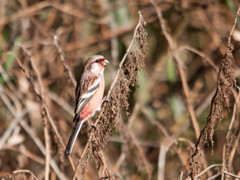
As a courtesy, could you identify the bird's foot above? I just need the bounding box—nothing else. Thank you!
[91,123,97,130]
[102,96,110,104]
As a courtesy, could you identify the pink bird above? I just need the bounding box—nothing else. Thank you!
[65,55,109,156]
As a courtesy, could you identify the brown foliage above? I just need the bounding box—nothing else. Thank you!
[87,15,148,177]
[1,1,240,180]
[189,44,237,178]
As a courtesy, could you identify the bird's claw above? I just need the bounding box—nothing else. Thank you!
[91,123,97,130]
[102,96,110,103]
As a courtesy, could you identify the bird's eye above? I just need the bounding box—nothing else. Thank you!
[95,59,101,63]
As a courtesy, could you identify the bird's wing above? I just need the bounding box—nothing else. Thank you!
[74,74,100,121]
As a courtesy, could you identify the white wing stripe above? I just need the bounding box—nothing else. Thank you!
[81,90,96,99]
[80,78,100,99]
[90,78,100,90]
[87,82,100,93]
[76,100,84,113]
[75,78,101,113]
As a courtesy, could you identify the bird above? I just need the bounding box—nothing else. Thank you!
[65,55,109,156]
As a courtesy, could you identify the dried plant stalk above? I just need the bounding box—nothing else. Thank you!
[189,35,237,180]
[72,11,148,179]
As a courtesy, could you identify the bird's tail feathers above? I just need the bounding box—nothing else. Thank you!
[73,114,80,122]
[65,121,83,156]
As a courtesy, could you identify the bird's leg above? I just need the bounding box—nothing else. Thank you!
[87,119,97,131]
[90,123,97,130]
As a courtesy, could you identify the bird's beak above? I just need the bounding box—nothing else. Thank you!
[103,59,109,66]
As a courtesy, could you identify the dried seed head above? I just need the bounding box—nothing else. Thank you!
[89,17,148,176]
[189,44,237,178]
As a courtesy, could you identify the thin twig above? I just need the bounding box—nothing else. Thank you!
[108,2,119,66]
[45,90,74,116]
[178,171,184,180]
[106,11,145,98]
[21,46,50,180]
[53,35,77,87]
[196,90,216,116]
[99,174,123,180]
[5,169,39,180]
[123,123,152,178]
[71,11,146,179]
[0,64,23,99]
[0,69,67,180]
[127,103,141,128]
[158,142,167,180]
[0,107,28,149]
[194,164,222,179]
[223,171,240,179]
[150,0,200,138]
[12,50,76,175]
[207,173,221,180]
[20,121,68,180]
[228,127,240,168]
[228,7,240,44]
[0,95,67,180]
[189,5,240,179]
[177,138,195,149]
[222,91,240,179]
[0,81,22,114]
[109,136,160,148]
[0,1,86,27]
[0,86,17,115]
[143,108,187,180]
[113,103,142,173]
[180,45,219,72]
[6,145,45,165]
[142,107,169,138]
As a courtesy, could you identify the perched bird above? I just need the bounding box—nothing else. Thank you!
[65,55,109,156]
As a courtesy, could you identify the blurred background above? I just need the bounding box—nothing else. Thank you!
[0,0,240,179]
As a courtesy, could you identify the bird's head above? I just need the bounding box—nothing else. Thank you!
[84,55,109,75]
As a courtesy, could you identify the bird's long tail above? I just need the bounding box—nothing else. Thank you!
[65,121,83,156]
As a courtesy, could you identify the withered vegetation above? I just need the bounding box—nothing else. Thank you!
[189,43,237,178]
[83,14,149,178]
[1,1,240,180]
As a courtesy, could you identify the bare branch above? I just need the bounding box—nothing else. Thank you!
[54,35,77,87]
[228,7,240,44]
[12,49,75,178]
[194,164,222,179]
[150,0,200,138]
[0,107,28,149]
[5,169,39,180]
[20,121,68,180]
[223,171,240,179]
